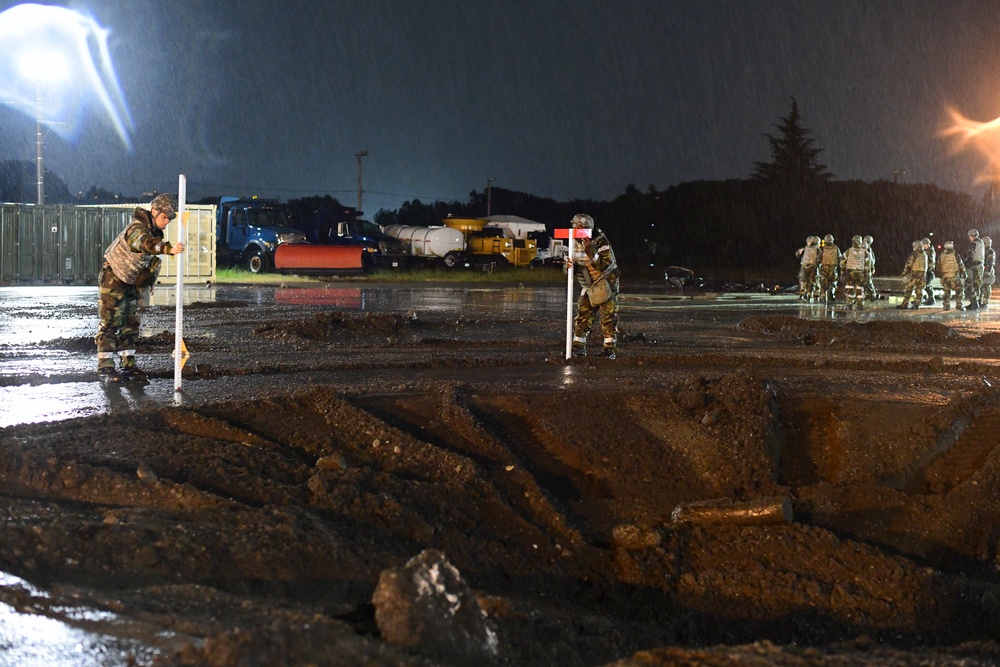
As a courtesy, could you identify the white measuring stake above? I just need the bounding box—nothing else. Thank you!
[565,254,574,359]
[173,174,187,393]
[556,227,590,359]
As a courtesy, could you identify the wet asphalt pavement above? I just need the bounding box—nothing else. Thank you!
[4,280,1000,666]
[2,280,1000,428]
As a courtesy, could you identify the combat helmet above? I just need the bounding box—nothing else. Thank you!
[944,241,955,250]
[571,214,594,230]
[912,240,923,251]
[985,236,993,248]
[851,235,863,248]
[823,234,834,244]
[969,228,980,239]
[150,194,177,220]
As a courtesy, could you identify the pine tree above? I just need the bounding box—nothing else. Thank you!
[753,98,832,187]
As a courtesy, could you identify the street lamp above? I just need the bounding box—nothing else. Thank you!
[356,150,369,213]
[18,51,68,205]
[486,177,496,217]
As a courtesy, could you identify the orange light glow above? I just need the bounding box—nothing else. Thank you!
[943,107,1000,184]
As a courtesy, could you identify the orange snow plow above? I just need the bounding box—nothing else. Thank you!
[273,243,365,273]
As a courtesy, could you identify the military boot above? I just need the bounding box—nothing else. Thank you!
[98,366,121,383]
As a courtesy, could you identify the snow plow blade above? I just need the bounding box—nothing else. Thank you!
[273,244,365,273]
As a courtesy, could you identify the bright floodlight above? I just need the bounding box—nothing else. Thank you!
[0,3,133,148]
[16,51,70,84]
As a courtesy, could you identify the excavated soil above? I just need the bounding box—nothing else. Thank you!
[5,302,1000,665]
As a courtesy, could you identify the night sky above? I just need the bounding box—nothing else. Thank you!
[2,0,1000,213]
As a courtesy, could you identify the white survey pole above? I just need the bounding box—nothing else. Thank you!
[173,174,187,393]
[557,227,590,360]
[565,252,574,359]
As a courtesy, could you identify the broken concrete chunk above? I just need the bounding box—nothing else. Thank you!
[373,549,498,662]
[671,496,793,526]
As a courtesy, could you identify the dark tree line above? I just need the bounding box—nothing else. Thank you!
[4,99,996,281]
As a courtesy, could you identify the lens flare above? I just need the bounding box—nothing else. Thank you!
[0,3,132,149]
[943,106,1000,184]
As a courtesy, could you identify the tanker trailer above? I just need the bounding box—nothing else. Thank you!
[383,225,467,268]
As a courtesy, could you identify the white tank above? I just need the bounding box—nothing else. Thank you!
[383,225,465,258]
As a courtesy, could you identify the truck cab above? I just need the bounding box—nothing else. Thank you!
[331,219,406,268]
[216,197,308,273]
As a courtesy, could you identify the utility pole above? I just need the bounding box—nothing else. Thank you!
[356,150,369,213]
[486,177,496,217]
[34,84,43,205]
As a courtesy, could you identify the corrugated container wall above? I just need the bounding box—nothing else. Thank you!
[0,203,216,285]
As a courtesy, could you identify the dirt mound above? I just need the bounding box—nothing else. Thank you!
[255,310,419,340]
[737,315,961,346]
[5,360,1000,665]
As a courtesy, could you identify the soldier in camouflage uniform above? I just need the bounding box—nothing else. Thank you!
[981,236,995,308]
[896,240,927,310]
[963,228,986,309]
[565,214,619,359]
[817,234,841,304]
[863,235,879,301]
[840,235,871,310]
[95,194,185,382]
[936,241,966,311]
[795,235,820,301]
[921,237,936,305]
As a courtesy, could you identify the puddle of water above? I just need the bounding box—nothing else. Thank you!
[0,572,162,667]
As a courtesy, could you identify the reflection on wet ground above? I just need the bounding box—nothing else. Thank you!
[3,283,1000,429]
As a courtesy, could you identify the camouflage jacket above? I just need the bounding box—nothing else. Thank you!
[573,229,619,289]
[103,207,173,285]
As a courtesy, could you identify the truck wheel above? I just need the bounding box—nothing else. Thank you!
[529,258,543,269]
[442,252,460,269]
[245,248,269,274]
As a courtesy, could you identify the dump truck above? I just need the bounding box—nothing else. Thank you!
[216,197,367,274]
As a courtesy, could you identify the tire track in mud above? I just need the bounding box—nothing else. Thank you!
[913,406,1000,494]
[346,388,588,548]
[777,396,844,487]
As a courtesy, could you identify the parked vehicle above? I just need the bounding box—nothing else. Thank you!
[310,204,406,269]
[382,224,468,268]
[215,197,366,274]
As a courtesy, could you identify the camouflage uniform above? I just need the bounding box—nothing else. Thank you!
[936,242,966,311]
[896,241,927,309]
[840,236,871,310]
[921,239,936,305]
[981,236,995,307]
[965,229,986,309]
[817,235,841,303]
[863,235,878,300]
[795,236,820,301]
[567,214,619,358]
[95,196,178,378]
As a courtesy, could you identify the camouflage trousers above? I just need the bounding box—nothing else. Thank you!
[940,275,965,308]
[817,265,838,302]
[95,264,140,370]
[864,271,877,300]
[842,269,866,308]
[982,273,994,305]
[798,264,818,300]
[573,289,619,353]
[900,273,925,306]
[966,264,984,305]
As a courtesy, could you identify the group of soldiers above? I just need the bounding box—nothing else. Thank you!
[796,234,877,310]
[795,230,997,311]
